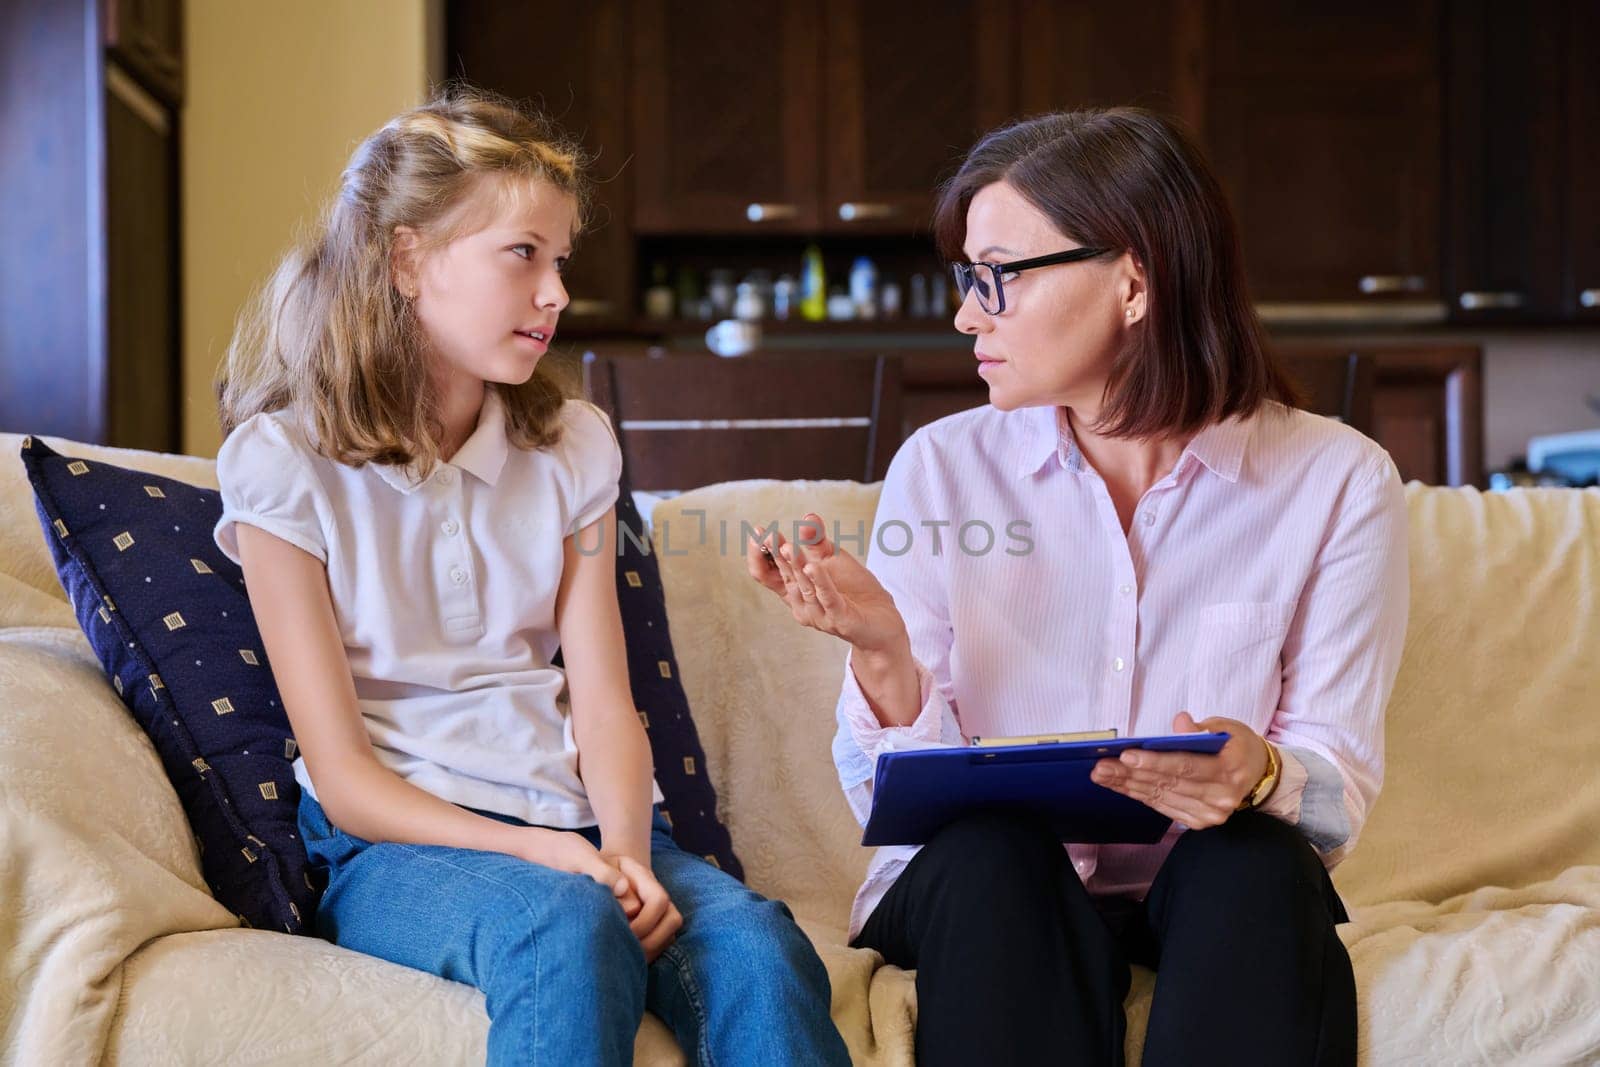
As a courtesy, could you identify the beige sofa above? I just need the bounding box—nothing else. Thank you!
[3,431,1599,1066]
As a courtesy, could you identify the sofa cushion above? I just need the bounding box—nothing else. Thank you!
[105,927,695,1065]
[21,436,319,934]
[1333,485,1600,909]
[0,627,238,1067]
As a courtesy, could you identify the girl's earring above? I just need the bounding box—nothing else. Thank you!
[1126,308,1135,321]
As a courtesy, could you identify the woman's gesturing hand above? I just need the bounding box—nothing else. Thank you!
[743,512,907,654]
[1089,712,1273,829]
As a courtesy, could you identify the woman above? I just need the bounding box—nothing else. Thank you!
[745,108,1407,1066]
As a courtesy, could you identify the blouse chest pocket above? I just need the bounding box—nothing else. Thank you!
[1183,601,1296,727]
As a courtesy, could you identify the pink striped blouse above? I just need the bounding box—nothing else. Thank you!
[832,401,1409,939]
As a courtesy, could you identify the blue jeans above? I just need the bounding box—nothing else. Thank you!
[299,794,849,1067]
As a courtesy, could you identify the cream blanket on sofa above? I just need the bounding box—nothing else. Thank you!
[3,432,1598,1064]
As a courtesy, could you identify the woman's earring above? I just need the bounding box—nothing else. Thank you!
[1126,308,1136,321]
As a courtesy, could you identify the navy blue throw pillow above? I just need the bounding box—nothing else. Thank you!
[21,437,318,933]
[607,479,743,879]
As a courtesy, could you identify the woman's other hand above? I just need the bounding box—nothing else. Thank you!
[1089,712,1273,829]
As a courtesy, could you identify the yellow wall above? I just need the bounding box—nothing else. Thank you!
[181,1,437,456]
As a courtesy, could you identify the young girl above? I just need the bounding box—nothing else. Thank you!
[212,89,849,1067]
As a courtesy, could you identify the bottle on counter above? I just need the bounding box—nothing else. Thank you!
[928,271,950,317]
[643,263,676,320]
[734,280,765,321]
[675,266,702,320]
[908,273,930,317]
[826,285,855,320]
[880,280,902,320]
[849,256,878,320]
[799,243,827,321]
[707,269,736,318]
[772,274,798,320]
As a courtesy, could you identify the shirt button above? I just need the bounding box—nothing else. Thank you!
[1141,511,1156,526]
[448,566,467,585]
[441,519,459,536]
[1112,656,1126,672]
[438,468,455,485]
[1119,584,1133,596]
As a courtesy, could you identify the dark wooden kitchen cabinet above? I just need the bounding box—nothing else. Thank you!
[630,0,820,234]
[1014,0,1206,134]
[1205,1,1444,307]
[629,0,1012,236]
[820,0,1013,233]
[445,0,1598,328]
[448,0,635,330]
[1443,0,1568,323]
[1569,0,1600,321]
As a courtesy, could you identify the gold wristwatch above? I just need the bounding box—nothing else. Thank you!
[1237,738,1282,811]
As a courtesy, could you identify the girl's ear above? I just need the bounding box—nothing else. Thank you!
[391,226,421,299]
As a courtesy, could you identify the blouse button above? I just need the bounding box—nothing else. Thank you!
[438,468,456,486]
[1112,656,1126,672]
[441,519,459,536]
[1141,511,1156,526]
[1119,584,1133,596]
[448,566,467,585]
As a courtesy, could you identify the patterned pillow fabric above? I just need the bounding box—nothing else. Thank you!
[606,477,744,879]
[21,436,317,933]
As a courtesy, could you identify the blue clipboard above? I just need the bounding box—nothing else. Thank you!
[860,733,1231,847]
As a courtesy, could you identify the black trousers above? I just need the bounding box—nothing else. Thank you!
[853,811,1356,1067]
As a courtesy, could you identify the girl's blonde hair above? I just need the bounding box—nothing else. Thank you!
[217,85,590,470]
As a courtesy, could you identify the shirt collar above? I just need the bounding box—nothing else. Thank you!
[1015,405,1083,479]
[1182,413,1253,483]
[1014,403,1255,483]
[372,388,510,494]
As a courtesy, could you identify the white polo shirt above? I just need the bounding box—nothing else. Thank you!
[214,390,662,828]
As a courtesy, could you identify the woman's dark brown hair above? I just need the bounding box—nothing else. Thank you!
[933,107,1299,439]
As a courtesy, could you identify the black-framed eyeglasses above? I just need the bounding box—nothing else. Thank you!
[951,247,1111,315]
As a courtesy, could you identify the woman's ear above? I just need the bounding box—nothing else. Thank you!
[1120,252,1148,323]
[391,226,421,300]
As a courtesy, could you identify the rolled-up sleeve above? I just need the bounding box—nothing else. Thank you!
[1264,451,1409,865]
[831,433,966,827]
